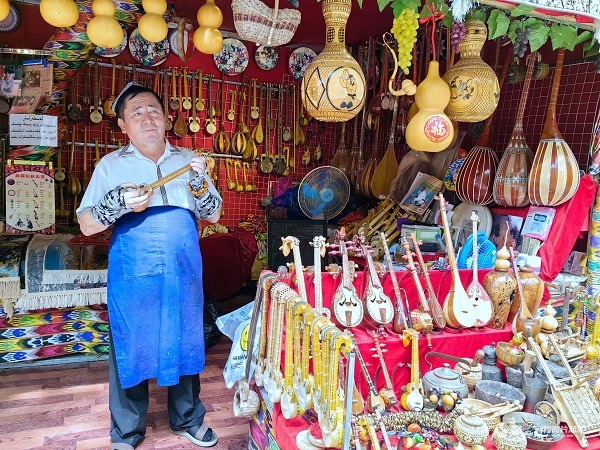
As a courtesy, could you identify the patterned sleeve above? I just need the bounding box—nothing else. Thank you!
[189,172,222,220]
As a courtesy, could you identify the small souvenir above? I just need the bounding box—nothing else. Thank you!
[0,4,20,33]
[128,28,170,67]
[288,47,317,81]
[95,26,127,58]
[213,38,249,76]
[255,45,279,71]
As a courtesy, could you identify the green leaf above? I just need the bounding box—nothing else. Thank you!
[585,39,599,58]
[574,30,592,47]
[511,4,535,17]
[472,9,487,22]
[527,20,550,52]
[391,0,420,15]
[487,9,510,40]
[549,24,578,51]
[405,0,421,11]
[355,0,363,7]
[442,12,454,29]
[584,37,597,53]
[377,0,391,12]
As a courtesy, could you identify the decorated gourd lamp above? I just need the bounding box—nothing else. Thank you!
[40,0,80,28]
[0,0,9,22]
[301,0,366,122]
[442,19,499,122]
[194,0,223,54]
[138,0,168,43]
[87,0,123,49]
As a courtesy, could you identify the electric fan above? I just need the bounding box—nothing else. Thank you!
[457,231,497,269]
[298,166,350,220]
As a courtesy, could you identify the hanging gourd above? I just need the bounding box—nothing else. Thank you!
[194,0,223,55]
[442,19,499,122]
[528,48,580,206]
[301,0,366,122]
[0,0,9,22]
[87,0,123,49]
[40,0,80,28]
[138,0,168,43]
[493,52,537,207]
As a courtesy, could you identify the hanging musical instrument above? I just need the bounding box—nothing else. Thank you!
[69,127,82,224]
[273,84,287,176]
[282,84,293,142]
[527,47,580,206]
[331,228,364,328]
[205,75,217,135]
[233,160,244,192]
[173,72,188,139]
[356,234,394,326]
[162,69,173,131]
[196,70,204,111]
[369,44,388,118]
[381,231,409,333]
[371,332,397,409]
[55,143,69,218]
[347,90,363,186]
[231,83,247,156]
[188,71,201,133]
[251,82,264,144]
[182,67,192,110]
[371,94,400,199]
[409,233,446,329]
[227,89,236,121]
[330,121,349,177]
[169,67,179,111]
[259,83,274,174]
[213,72,231,153]
[89,58,103,123]
[494,51,537,207]
[104,58,117,118]
[82,63,90,106]
[400,328,424,411]
[250,78,259,120]
[467,211,493,327]
[313,125,324,163]
[243,83,258,162]
[438,194,477,328]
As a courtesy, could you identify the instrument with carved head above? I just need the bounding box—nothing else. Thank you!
[400,328,425,411]
[466,211,493,327]
[371,331,397,409]
[380,231,409,333]
[280,236,308,302]
[310,235,331,318]
[330,228,364,328]
[253,272,278,387]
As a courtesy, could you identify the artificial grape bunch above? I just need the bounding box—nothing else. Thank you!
[391,8,420,75]
[513,25,532,58]
[450,21,466,54]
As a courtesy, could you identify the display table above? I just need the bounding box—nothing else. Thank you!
[264,267,596,449]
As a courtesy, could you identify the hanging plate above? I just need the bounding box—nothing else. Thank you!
[128,28,170,67]
[0,4,20,33]
[95,25,128,58]
[255,44,279,71]
[213,38,249,76]
[288,47,317,81]
[451,202,493,238]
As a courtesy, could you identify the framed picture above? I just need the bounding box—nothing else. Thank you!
[400,172,443,217]
[489,214,524,252]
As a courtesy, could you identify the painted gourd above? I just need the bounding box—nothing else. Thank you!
[405,61,454,152]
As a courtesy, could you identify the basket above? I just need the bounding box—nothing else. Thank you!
[232,0,301,47]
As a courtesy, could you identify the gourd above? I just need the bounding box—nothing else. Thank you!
[138,0,168,43]
[40,0,80,28]
[194,0,224,55]
[87,0,123,49]
[405,61,454,152]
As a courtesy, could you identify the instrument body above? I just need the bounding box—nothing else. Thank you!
[332,229,364,328]
[371,332,397,409]
[401,328,424,411]
[467,211,494,327]
[358,236,394,326]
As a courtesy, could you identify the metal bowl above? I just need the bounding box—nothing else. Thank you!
[502,412,564,450]
[475,380,526,406]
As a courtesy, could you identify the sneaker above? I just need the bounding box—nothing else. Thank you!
[171,423,218,447]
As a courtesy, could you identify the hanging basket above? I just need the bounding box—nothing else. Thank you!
[232,0,301,47]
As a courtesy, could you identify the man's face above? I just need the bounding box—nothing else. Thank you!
[117,92,166,150]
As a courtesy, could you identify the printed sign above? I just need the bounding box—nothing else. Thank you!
[9,114,58,147]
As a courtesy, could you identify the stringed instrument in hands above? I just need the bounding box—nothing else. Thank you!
[380,232,409,333]
[371,331,398,409]
[467,211,493,327]
[438,194,477,328]
[401,328,424,411]
[331,228,364,328]
[104,59,117,118]
[409,233,446,329]
[355,234,394,326]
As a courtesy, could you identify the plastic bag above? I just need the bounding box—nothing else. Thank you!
[217,301,260,389]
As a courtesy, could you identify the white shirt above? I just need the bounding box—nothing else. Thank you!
[77,141,221,220]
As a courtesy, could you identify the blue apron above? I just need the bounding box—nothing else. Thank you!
[108,206,205,389]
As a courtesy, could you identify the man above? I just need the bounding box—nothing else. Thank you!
[77,83,221,449]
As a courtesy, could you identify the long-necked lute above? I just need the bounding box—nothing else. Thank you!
[331,228,364,328]
[466,211,493,327]
[380,231,409,333]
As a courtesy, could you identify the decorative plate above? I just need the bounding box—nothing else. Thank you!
[213,38,249,76]
[0,4,20,33]
[255,45,279,71]
[288,47,317,81]
[128,28,170,67]
[94,26,128,58]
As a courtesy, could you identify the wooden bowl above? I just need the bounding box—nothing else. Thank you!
[456,398,501,431]
[503,412,564,450]
[496,342,525,367]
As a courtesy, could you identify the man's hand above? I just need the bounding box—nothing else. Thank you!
[190,155,207,177]
[122,182,153,210]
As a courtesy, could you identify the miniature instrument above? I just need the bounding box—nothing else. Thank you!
[467,211,493,327]
[188,71,201,133]
[380,231,409,333]
[401,328,424,411]
[356,234,394,326]
[331,228,364,328]
[205,75,217,135]
[310,236,331,318]
[182,67,192,110]
[371,332,397,409]
[402,236,432,316]
[162,69,173,131]
[89,58,103,123]
[253,273,278,387]
[281,299,310,419]
[348,331,386,414]
[104,59,117,118]
[438,194,477,328]
[409,233,446,329]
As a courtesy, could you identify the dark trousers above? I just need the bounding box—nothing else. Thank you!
[108,343,206,447]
